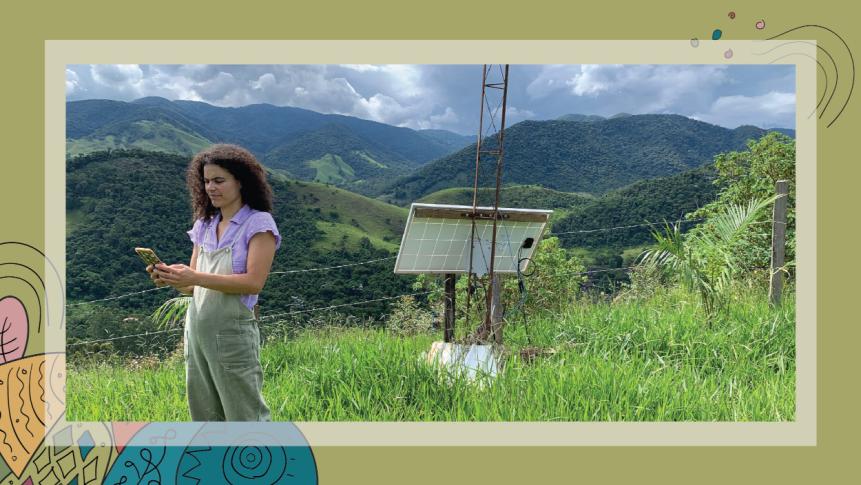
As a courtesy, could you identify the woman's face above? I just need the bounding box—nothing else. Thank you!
[203,163,242,209]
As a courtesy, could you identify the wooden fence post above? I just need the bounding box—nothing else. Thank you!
[769,180,789,306]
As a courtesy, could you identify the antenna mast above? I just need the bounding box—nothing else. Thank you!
[467,64,510,344]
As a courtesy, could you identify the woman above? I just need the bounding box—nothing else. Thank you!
[147,144,280,421]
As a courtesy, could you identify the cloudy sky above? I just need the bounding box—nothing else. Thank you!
[66,64,795,134]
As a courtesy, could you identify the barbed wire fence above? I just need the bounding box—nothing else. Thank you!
[65,216,711,352]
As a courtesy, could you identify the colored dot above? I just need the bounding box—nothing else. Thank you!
[690,38,700,47]
[755,19,765,29]
[724,49,734,59]
[712,29,723,40]
[728,11,736,19]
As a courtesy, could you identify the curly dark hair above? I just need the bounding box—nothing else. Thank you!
[187,144,274,221]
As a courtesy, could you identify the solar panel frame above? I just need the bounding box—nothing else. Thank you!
[394,203,553,275]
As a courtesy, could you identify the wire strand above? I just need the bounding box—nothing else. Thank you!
[268,256,396,274]
[67,327,183,347]
[547,218,706,236]
[66,286,172,307]
[256,290,432,321]
[67,290,434,347]
[66,256,398,307]
[65,216,733,308]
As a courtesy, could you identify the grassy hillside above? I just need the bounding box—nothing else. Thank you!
[288,180,408,251]
[66,119,213,157]
[263,123,419,193]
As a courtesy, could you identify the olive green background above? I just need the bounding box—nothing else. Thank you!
[3,0,857,482]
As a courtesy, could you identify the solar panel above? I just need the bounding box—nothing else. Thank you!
[394,203,553,275]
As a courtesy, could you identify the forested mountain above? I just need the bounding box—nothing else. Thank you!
[552,165,720,249]
[556,113,608,122]
[416,129,474,153]
[414,164,720,252]
[66,97,461,189]
[262,123,422,195]
[380,114,779,205]
[66,149,412,318]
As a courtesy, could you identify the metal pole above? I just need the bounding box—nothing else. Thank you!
[466,66,490,336]
[444,273,456,342]
[483,65,510,343]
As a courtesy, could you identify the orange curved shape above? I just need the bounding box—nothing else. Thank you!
[0,353,64,477]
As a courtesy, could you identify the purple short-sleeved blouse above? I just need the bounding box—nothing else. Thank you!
[186,204,281,311]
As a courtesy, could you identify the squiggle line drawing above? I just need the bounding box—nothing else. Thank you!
[766,25,855,127]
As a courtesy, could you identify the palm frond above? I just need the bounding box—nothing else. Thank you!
[151,296,192,329]
[638,196,780,321]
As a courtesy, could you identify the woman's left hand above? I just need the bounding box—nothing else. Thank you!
[155,263,199,288]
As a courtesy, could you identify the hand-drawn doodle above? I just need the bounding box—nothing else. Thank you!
[0,297,28,364]
[0,241,317,484]
[763,25,855,128]
[103,423,317,484]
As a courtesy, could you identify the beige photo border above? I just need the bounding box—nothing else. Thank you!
[46,40,816,446]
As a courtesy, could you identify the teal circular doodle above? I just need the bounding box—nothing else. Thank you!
[103,423,318,485]
[712,29,723,40]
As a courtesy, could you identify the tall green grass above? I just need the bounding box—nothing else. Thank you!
[67,287,794,421]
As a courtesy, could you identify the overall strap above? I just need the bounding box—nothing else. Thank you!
[202,216,214,249]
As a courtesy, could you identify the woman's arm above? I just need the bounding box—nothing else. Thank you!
[156,232,277,295]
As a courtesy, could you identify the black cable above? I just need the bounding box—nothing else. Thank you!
[502,244,535,347]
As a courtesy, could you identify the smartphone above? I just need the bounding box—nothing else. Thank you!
[134,247,163,267]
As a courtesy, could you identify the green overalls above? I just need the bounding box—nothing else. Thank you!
[184,217,271,421]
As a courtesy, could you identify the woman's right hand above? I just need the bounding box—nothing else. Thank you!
[146,264,167,287]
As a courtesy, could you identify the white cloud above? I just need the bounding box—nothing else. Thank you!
[527,64,730,115]
[525,65,577,99]
[90,64,143,86]
[65,69,80,95]
[505,106,536,124]
[65,64,794,133]
[691,91,795,128]
[339,64,383,72]
[429,107,459,127]
[194,71,241,102]
[566,64,621,96]
[86,64,146,99]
